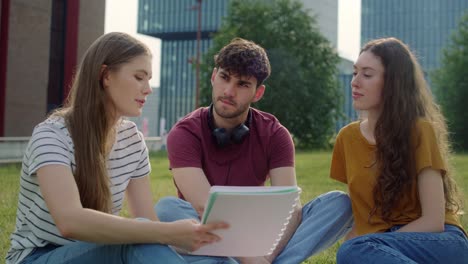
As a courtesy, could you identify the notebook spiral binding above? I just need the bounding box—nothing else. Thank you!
[267,193,301,254]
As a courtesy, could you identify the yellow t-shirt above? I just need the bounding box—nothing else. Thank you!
[330,119,464,235]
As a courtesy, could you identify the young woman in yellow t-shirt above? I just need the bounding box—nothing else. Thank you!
[331,37,468,263]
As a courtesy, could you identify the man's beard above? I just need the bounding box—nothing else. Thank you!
[213,97,250,119]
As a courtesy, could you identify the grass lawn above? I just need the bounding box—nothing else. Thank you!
[1,151,467,263]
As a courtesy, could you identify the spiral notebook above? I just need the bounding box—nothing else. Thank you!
[190,185,301,257]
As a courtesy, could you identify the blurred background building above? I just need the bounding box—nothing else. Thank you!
[138,0,354,136]
[361,0,468,79]
[302,0,338,47]
[0,0,105,137]
[138,0,229,137]
[0,0,354,139]
[2,0,467,142]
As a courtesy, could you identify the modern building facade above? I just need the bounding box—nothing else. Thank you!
[361,0,468,74]
[138,0,350,135]
[138,0,229,135]
[337,73,357,129]
[302,0,339,48]
[337,58,356,129]
[0,0,105,136]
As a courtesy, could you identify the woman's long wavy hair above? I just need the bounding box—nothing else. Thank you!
[53,32,150,213]
[362,37,461,222]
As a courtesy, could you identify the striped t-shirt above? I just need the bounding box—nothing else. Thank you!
[6,116,151,264]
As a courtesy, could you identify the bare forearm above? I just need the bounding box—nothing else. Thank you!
[400,169,445,233]
[172,167,211,217]
[57,208,171,244]
[397,216,445,233]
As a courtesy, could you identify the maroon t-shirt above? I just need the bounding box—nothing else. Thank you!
[167,107,295,198]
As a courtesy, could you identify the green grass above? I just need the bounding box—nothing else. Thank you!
[1,151,467,263]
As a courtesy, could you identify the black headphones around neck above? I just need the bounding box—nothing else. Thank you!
[207,104,251,148]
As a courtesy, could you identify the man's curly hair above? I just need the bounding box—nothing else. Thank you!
[214,38,271,87]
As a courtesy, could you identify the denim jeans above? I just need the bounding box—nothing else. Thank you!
[156,191,354,264]
[336,224,468,264]
[21,230,238,264]
[21,242,187,264]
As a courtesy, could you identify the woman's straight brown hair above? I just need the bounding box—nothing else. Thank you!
[53,32,150,212]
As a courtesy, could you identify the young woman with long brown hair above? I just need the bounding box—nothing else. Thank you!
[331,37,468,263]
[6,32,231,264]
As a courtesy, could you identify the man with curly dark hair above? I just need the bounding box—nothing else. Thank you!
[156,38,353,264]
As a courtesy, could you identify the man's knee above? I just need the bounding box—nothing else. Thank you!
[155,196,198,222]
[325,191,350,205]
[332,191,354,230]
[321,191,352,215]
[154,196,182,221]
[155,196,180,210]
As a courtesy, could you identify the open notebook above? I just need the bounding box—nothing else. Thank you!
[190,185,301,257]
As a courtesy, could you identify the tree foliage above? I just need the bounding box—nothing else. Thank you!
[432,12,468,151]
[198,0,342,149]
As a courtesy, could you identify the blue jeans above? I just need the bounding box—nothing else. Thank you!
[21,242,186,264]
[336,224,468,264]
[21,229,237,264]
[156,191,354,264]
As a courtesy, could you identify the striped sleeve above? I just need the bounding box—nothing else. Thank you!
[26,125,72,175]
[131,131,151,179]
